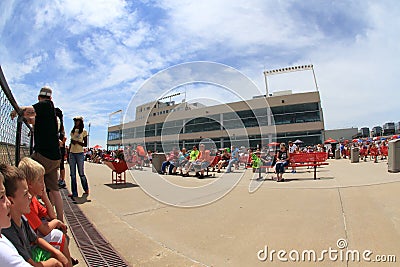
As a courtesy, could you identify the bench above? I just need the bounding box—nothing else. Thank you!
[251,152,329,180]
[289,152,329,180]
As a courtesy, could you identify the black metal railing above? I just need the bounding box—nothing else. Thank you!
[0,66,33,166]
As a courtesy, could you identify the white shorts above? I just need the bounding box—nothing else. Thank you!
[39,229,66,252]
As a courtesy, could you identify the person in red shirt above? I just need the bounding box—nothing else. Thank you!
[136,144,146,170]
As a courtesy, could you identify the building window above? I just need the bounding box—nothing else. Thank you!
[108,130,122,141]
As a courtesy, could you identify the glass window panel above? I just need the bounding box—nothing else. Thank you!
[237,110,255,119]
[253,108,268,117]
[223,119,243,129]
[223,112,239,120]
[241,117,259,128]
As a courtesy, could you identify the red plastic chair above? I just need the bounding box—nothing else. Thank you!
[104,160,128,184]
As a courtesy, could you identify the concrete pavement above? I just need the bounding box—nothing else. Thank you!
[65,158,400,266]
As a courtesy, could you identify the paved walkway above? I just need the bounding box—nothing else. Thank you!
[66,158,400,266]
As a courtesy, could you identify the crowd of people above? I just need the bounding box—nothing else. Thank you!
[336,139,391,162]
[129,136,396,182]
[154,144,246,178]
[79,136,397,184]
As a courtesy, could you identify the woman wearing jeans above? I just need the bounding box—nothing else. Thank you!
[68,116,89,199]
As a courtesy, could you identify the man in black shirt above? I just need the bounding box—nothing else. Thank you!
[18,86,64,222]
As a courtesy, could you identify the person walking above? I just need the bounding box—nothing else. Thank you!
[288,141,297,173]
[68,116,89,200]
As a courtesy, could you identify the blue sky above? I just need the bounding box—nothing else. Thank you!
[1,0,399,147]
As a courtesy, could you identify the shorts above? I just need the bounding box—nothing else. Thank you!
[31,152,60,191]
[179,159,188,167]
[31,246,51,262]
[39,228,66,252]
[193,161,209,171]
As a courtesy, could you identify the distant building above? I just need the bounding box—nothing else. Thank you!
[324,128,358,142]
[396,122,400,134]
[371,126,383,137]
[383,122,395,136]
[358,127,370,138]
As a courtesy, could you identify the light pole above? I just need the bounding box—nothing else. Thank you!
[88,122,91,148]
[108,109,123,150]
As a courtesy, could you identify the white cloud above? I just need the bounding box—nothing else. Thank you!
[60,0,127,30]
[54,47,81,71]
[304,2,400,129]
[6,54,47,83]
[34,2,62,30]
[121,22,152,48]
[158,0,323,51]
[0,0,16,35]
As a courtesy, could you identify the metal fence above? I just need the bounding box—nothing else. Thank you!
[0,66,33,166]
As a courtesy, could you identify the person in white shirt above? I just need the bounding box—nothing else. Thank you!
[288,141,297,154]
[288,141,297,173]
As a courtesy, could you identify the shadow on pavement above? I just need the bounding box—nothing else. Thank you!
[104,182,140,190]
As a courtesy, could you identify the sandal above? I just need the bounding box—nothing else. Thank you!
[68,194,77,199]
[72,258,79,266]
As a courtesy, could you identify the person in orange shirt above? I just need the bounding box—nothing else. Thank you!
[136,144,146,170]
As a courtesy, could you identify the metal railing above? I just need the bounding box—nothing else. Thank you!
[0,66,33,166]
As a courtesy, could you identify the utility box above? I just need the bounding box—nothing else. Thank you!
[335,149,341,159]
[388,139,400,173]
[351,147,360,163]
[152,153,166,173]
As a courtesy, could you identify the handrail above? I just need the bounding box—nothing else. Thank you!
[0,65,33,166]
[0,66,22,113]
